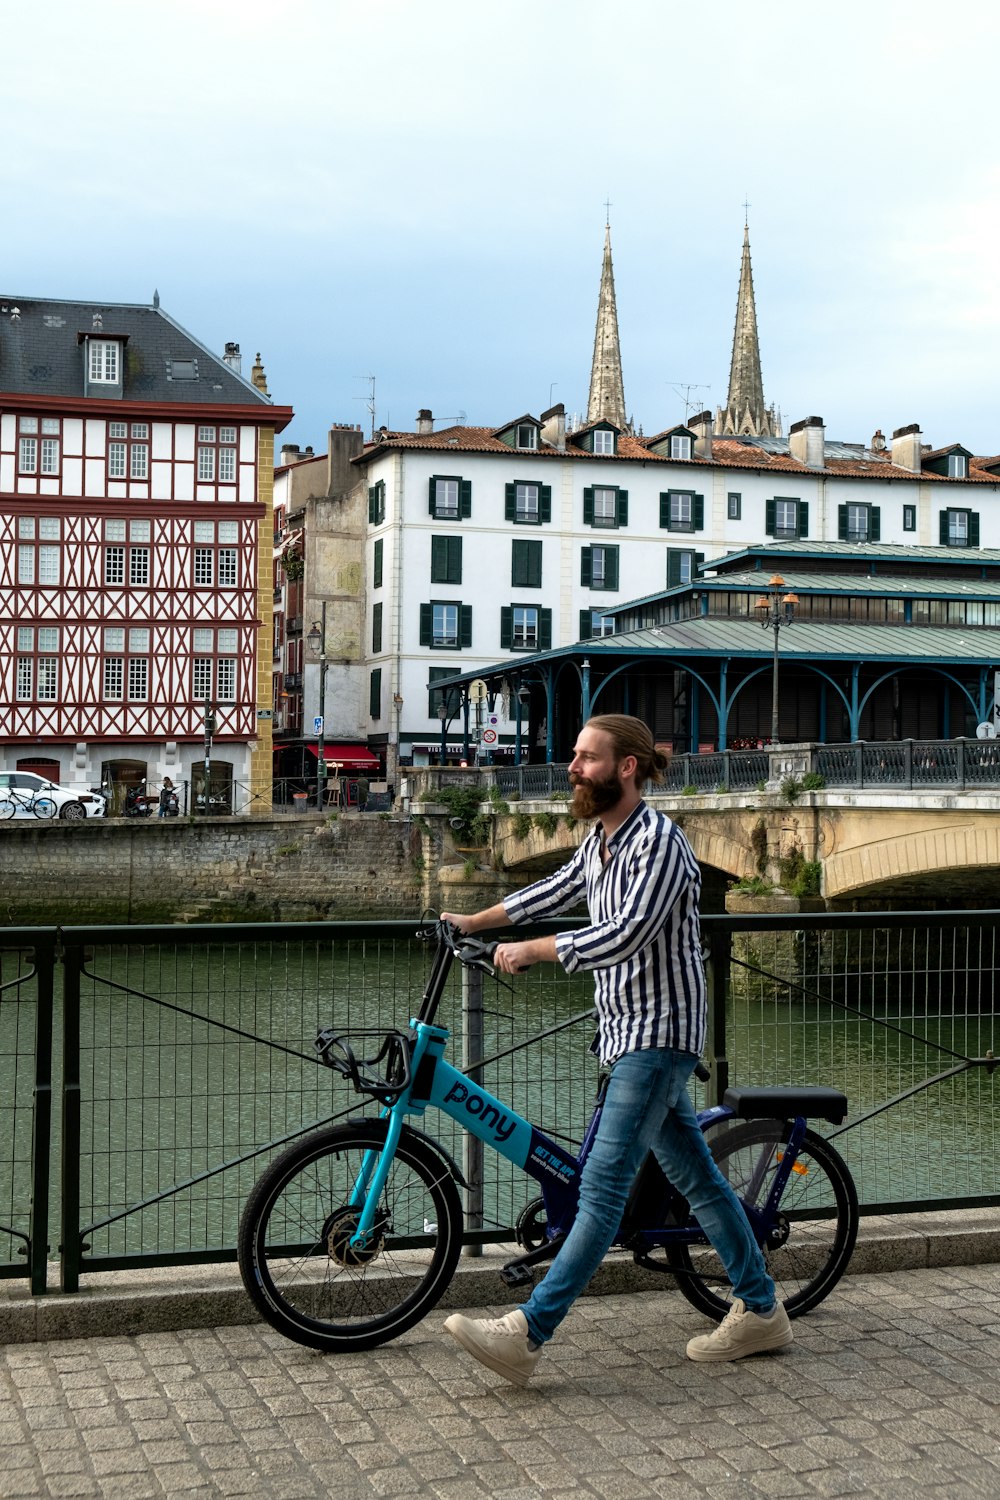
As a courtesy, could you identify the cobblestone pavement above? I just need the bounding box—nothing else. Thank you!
[3,1264,1000,1499]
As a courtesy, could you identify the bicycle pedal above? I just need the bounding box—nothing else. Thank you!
[499,1263,535,1288]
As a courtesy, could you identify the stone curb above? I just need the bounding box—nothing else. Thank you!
[2,1207,998,1346]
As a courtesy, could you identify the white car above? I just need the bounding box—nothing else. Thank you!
[0,771,107,822]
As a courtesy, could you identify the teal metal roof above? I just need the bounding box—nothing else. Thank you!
[698,570,1000,599]
[707,540,1000,569]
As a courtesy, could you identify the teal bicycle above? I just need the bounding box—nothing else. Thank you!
[237,919,859,1352]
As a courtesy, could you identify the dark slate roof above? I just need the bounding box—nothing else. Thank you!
[0,296,273,407]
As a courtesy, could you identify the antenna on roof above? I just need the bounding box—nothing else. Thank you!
[354,375,376,440]
[666,380,710,422]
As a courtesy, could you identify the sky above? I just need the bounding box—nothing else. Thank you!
[3,0,999,455]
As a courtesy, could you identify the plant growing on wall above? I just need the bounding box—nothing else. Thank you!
[281,550,304,582]
[750,818,768,873]
[437,785,490,845]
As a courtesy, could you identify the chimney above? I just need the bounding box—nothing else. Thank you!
[279,444,300,466]
[871,429,886,453]
[415,409,434,436]
[891,423,923,471]
[327,421,365,495]
[688,410,713,461]
[788,415,826,469]
[223,341,242,374]
[540,402,566,450]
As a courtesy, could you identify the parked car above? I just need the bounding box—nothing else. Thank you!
[0,772,106,822]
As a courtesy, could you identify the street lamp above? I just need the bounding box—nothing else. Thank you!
[306,602,327,810]
[515,682,530,765]
[754,574,798,745]
[436,699,448,765]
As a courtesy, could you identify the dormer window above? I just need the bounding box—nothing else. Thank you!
[593,429,615,455]
[516,423,537,450]
[89,340,120,384]
[948,453,968,478]
[670,434,692,460]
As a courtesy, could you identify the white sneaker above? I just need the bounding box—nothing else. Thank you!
[443,1309,541,1386]
[686,1298,793,1363]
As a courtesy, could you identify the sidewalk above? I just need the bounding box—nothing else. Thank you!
[3,1260,1000,1499]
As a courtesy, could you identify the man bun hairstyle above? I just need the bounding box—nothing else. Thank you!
[585,714,672,788]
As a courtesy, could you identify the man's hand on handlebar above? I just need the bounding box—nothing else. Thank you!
[493,936,558,974]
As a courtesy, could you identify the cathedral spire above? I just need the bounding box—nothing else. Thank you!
[715,220,780,438]
[587,222,629,431]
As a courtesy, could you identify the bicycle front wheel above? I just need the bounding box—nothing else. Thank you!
[238,1120,464,1352]
[667,1119,858,1321]
[33,798,57,819]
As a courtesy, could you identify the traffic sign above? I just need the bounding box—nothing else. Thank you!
[313,715,324,734]
[481,727,498,747]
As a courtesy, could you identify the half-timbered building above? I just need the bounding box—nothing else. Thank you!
[0,297,292,811]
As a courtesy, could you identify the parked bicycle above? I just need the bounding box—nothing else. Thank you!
[0,784,58,819]
[238,918,859,1352]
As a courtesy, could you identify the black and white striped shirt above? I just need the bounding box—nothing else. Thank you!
[503,801,706,1066]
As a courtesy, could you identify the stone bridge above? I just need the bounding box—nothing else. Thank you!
[416,784,1000,906]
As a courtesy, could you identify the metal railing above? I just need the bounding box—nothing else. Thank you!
[2,912,998,1294]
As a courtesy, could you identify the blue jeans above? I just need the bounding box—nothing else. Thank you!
[522,1047,775,1345]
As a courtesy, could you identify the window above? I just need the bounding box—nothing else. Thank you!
[837,503,879,543]
[130,547,149,586]
[767,497,810,540]
[17,417,61,477]
[88,339,119,384]
[192,519,238,586]
[516,423,537,450]
[728,492,742,520]
[669,434,692,460]
[217,657,236,702]
[501,604,552,652]
[428,475,471,519]
[103,656,123,699]
[584,485,628,529]
[108,421,149,481]
[105,546,125,585]
[419,601,472,650]
[940,508,979,547]
[373,538,383,588]
[947,453,968,478]
[666,548,705,586]
[196,425,237,484]
[194,549,213,586]
[581,543,619,591]
[128,657,148,702]
[369,668,382,719]
[16,656,32,700]
[372,602,383,653]
[903,504,916,532]
[579,608,615,639]
[659,490,703,532]
[218,548,237,586]
[430,534,463,585]
[511,538,542,588]
[428,666,461,719]
[593,428,615,455]
[16,516,60,584]
[14,626,59,702]
[505,481,551,524]
[193,658,213,700]
[368,480,386,524]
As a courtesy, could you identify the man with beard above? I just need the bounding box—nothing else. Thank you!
[441,713,790,1385]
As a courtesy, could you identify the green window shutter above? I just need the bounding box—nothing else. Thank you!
[511,540,524,587]
[583,488,594,525]
[765,498,776,536]
[939,511,950,545]
[369,486,377,524]
[505,483,516,521]
[459,605,472,648]
[540,484,552,522]
[606,548,619,590]
[431,535,446,582]
[693,494,704,530]
[797,503,809,538]
[579,608,593,640]
[581,547,592,587]
[659,493,670,529]
[970,512,981,547]
[428,478,437,515]
[667,549,681,587]
[695,552,705,573]
[373,538,383,588]
[369,668,381,719]
[539,608,552,650]
[419,603,432,646]
[617,489,628,527]
[870,506,881,542]
[372,602,382,654]
[528,539,542,588]
[837,505,848,541]
[460,479,472,517]
[500,606,513,649]
[450,536,462,584]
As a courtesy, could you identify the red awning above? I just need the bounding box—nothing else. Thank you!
[305,742,381,771]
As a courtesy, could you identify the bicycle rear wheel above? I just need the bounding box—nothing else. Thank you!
[666,1119,858,1320]
[238,1119,464,1352]
[0,799,14,820]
